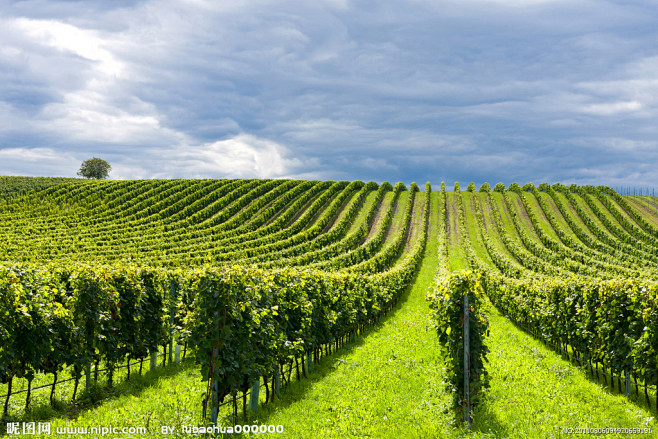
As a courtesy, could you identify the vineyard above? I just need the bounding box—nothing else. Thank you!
[1,176,657,438]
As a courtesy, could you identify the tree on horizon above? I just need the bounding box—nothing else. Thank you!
[77,158,111,179]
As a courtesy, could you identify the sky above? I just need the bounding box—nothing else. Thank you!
[0,0,657,187]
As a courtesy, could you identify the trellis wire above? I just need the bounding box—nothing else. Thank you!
[0,350,172,402]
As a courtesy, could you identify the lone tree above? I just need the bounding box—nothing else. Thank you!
[77,157,111,179]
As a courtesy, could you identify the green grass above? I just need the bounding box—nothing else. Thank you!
[447,193,469,271]
[0,348,177,423]
[521,192,560,241]
[605,195,644,229]
[382,191,411,244]
[251,190,460,438]
[565,193,610,239]
[325,188,364,232]
[471,301,657,438]
[536,193,575,237]
[626,196,658,228]
[364,192,395,242]
[2,357,205,438]
[461,193,495,269]
[584,194,628,234]
[475,195,521,267]
[346,191,379,234]
[489,193,521,243]
[13,296,655,439]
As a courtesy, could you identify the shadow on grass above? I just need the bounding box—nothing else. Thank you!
[229,259,422,427]
[230,189,432,422]
[471,401,510,437]
[0,357,198,434]
[486,298,658,419]
[577,361,658,417]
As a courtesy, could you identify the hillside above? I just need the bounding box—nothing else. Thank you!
[3,178,656,277]
[1,177,657,438]
[0,178,427,270]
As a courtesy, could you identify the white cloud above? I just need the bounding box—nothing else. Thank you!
[461,0,570,5]
[14,18,124,78]
[578,100,643,116]
[2,15,187,148]
[0,134,310,180]
[172,134,305,179]
[0,146,63,162]
[108,134,309,180]
[0,102,24,132]
[574,137,658,152]
[0,147,79,176]
[40,88,180,144]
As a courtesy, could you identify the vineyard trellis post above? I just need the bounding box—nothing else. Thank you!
[463,292,471,428]
[150,352,157,372]
[85,363,91,390]
[306,351,313,374]
[249,380,260,412]
[169,282,175,364]
[625,370,631,398]
[210,379,219,424]
[274,367,280,395]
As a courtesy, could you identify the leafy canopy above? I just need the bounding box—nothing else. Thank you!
[77,158,111,179]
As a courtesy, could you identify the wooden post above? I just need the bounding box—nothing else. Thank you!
[274,367,280,395]
[3,376,11,416]
[464,293,471,428]
[211,379,218,424]
[249,380,260,412]
[85,363,91,390]
[150,351,157,372]
[625,370,631,398]
[169,283,175,364]
[306,351,313,374]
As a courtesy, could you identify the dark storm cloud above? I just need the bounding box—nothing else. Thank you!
[0,0,657,186]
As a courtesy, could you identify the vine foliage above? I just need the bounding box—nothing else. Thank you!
[428,271,490,417]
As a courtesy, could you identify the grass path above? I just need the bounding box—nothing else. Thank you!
[447,192,469,270]
[473,302,657,439]
[257,192,657,438]
[256,191,459,438]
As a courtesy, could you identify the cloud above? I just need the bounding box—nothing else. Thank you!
[0,147,79,176]
[578,101,643,116]
[362,158,398,172]
[0,0,657,186]
[161,134,307,179]
[14,18,125,77]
